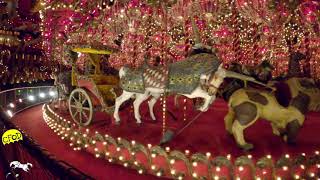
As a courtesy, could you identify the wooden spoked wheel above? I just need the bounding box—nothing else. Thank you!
[68,88,93,126]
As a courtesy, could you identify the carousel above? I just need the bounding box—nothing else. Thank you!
[1,0,320,179]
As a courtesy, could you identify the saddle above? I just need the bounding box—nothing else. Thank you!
[120,53,221,94]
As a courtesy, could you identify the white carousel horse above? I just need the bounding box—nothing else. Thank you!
[10,161,33,172]
[112,47,262,124]
[114,64,227,124]
[113,50,258,125]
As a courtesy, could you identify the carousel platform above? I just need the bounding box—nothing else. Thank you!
[12,97,320,179]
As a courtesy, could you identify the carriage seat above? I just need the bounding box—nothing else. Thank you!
[87,74,119,86]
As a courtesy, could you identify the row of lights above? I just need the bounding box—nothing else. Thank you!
[5,90,56,118]
[43,104,320,179]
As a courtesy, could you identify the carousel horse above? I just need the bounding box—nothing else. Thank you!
[114,47,258,124]
[10,161,32,172]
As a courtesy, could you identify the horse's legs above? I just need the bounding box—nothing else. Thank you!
[114,90,134,124]
[148,93,160,121]
[224,107,235,134]
[133,92,150,124]
[183,87,214,112]
[198,95,215,112]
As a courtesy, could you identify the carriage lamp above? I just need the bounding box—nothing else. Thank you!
[39,92,46,98]
[28,95,35,101]
[6,110,13,117]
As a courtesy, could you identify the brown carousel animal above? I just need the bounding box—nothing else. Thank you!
[224,54,320,150]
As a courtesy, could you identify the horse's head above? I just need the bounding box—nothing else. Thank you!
[26,163,33,168]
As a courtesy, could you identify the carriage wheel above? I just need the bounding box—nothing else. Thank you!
[68,88,93,126]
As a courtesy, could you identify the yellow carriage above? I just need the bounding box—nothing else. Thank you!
[67,45,122,126]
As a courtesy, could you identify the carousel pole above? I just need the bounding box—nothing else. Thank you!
[161,2,168,137]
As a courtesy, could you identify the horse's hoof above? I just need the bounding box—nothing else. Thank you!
[114,121,120,126]
[197,107,208,112]
[241,143,254,151]
[136,122,142,126]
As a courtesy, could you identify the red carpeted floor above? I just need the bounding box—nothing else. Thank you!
[11,97,320,179]
[83,97,320,159]
[11,105,162,180]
